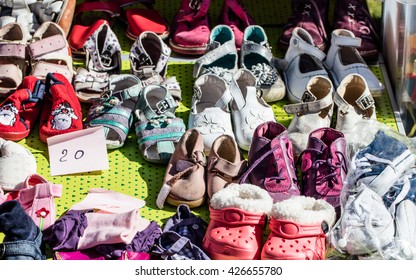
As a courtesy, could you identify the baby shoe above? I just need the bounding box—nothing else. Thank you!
[202,183,273,260]
[278,0,329,52]
[325,29,384,96]
[330,187,395,255]
[206,134,247,199]
[188,73,234,153]
[135,84,186,164]
[239,121,300,203]
[349,130,416,197]
[229,68,276,150]
[218,0,255,49]
[0,200,45,260]
[395,198,416,259]
[0,139,37,191]
[284,75,334,158]
[39,73,83,143]
[261,196,336,260]
[18,174,63,231]
[301,127,348,216]
[240,25,285,102]
[156,129,206,209]
[334,73,376,144]
[0,76,45,141]
[282,27,330,103]
[169,0,211,55]
[193,24,238,82]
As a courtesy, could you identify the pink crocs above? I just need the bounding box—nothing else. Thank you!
[261,196,336,260]
[202,183,273,260]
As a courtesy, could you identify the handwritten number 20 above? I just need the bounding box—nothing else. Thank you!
[59,149,85,162]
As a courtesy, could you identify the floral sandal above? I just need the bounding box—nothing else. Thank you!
[84,74,143,149]
[134,85,186,164]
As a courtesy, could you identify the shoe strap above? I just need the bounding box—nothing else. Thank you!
[32,61,73,81]
[0,65,22,87]
[209,206,267,226]
[192,82,233,111]
[283,90,333,115]
[73,68,110,93]
[193,40,237,78]
[224,0,252,26]
[269,218,325,239]
[107,75,143,102]
[290,33,326,62]
[136,85,177,121]
[178,0,210,23]
[331,32,362,48]
[334,89,374,114]
[28,34,67,58]
[208,156,247,179]
[240,41,273,63]
[0,43,26,60]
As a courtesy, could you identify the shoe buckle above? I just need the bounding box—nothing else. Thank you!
[136,53,152,67]
[301,90,317,103]
[100,48,113,67]
[156,99,171,113]
[356,94,374,110]
[189,0,201,10]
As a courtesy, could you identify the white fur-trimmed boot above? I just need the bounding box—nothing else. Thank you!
[261,196,336,260]
[202,183,273,260]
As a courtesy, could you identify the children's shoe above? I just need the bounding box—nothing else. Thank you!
[325,29,384,95]
[39,73,83,143]
[156,129,206,209]
[301,128,348,216]
[169,0,211,55]
[134,84,186,164]
[202,183,273,260]
[261,196,336,260]
[284,75,334,158]
[349,130,416,197]
[229,69,276,150]
[218,0,255,49]
[0,76,45,141]
[239,122,300,203]
[282,27,330,103]
[188,74,234,153]
[0,139,37,191]
[206,134,247,199]
[334,73,377,144]
[240,25,285,102]
[278,0,329,52]
[193,24,238,81]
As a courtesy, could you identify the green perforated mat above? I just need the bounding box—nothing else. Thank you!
[1,1,394,256]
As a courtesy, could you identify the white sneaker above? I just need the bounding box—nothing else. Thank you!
[283,75,334,157]
[325,29,384,96]
[229,69,276,151]
[334,73,376,144]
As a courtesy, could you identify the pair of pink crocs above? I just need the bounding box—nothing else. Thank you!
[202,184,336,260]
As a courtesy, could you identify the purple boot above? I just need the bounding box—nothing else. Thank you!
[239,121,300,203]
[301,127,348,216]
[278,0,329,52]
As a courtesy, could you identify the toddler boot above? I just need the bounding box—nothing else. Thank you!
[261,196,336,260]
[202,183,273,260]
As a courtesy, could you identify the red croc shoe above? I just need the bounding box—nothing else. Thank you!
[0,76,44,141]
[39,73,83,143]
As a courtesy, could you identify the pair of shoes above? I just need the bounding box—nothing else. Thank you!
[278,0,380,63]
[0,21,74,97]
[284,73,376,158]
[84,74,143,149]
[156,129,247,208]
[203,183,336,260]
[188,70,276,153]
[0,73,83,143]
[0,139,37,192]
[70,20,122,103]
[193,24,285,102]
[169,0,255,55]
[282,27,383,104]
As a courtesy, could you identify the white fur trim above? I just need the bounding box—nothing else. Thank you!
[270,196,336,226]
[210,183,273,213]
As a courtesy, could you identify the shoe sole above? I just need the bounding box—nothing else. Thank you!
[169,39,207,55]
[0,131,29,142]
[165,196,205,209]
[203,243,260,260]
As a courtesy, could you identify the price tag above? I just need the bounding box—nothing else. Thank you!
[47,126,109,176]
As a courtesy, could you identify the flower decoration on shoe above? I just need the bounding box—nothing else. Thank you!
[241,25,285,102]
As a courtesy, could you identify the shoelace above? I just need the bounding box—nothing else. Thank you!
[343,1,380,44]
[313,151,348,186]
[354,153,398,180]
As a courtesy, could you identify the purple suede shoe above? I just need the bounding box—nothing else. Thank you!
[300,127,348,216]
[333,0,380,64]
[278,0,329,52]
[239,121,300,203]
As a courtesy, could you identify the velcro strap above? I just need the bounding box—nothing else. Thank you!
[283,92,333,115]
[28,34,67,58]
[0,44,25,59]
[333,91,351,114]
[294,36,326,61]
[193,40,237,78]
[208,157,246,178]
[241,42,273,62]
[333,35,362,48]
[214,88,233,110]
